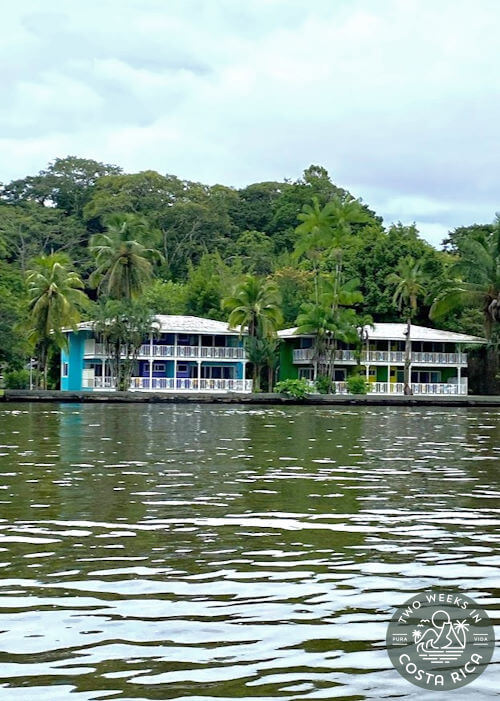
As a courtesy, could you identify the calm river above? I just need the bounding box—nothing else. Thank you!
[0,403,498,699]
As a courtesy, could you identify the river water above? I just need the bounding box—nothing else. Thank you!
[0,403,498,699]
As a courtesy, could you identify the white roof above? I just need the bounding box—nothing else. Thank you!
[72,315,242,336]
[278,322,485,344]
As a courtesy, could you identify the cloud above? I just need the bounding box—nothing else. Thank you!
[1,0,499,246]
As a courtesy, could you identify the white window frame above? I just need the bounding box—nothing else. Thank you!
[411,370,441,383]
[62,362,69,377]
[152,363,165,372]
[298,367,313,380]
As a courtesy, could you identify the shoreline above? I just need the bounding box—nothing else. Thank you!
[1,389,500,406]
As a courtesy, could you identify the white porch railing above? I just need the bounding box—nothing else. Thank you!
[293,349,356,362]
[368,381,468,395]
[293,348,467,365]
[88,344,245,360]
[302,379,468,395]
[83,377,253,392]
[362,351,467,364]
[130,377,252,392]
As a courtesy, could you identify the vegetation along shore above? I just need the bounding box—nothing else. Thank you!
[0,158,498,395]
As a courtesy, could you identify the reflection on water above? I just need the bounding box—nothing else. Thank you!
[0,403,498,699]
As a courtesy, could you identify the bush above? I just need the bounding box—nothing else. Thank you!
[4,369,30,389]
[315,374,335,394]
[275,378,311,399]
[347,373,369,395]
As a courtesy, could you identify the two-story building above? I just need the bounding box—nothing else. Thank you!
[61,315,252,393]
[278,323,485,395]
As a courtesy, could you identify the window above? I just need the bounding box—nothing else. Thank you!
[153,363,165,372]
[201,365,234,380]
[178,364,188,373]
[334,369,346,381]
[298,367,313,380]
[62,362,69,377]
[411,370,441,383]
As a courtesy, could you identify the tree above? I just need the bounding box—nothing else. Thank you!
[94,300,155,391]
[223,275,282,338]
[0,261,28,370]
[0,202,87,272]
[386,256,426,394]
[89,213,161,300]
[223,276,282,391]
[294,195,371,303]
[26,253,87,388]
[430,225,500,340]
[295,275,363,382]
[1,156,122,217]
[243,336,278,393]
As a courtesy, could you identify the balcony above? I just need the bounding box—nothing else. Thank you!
[368,381,468,395]
[304,380,468,395]
[292,347,467,365]
[84,377,253,393]
[293,349,356,362]
[362,351,467,364]
[87,342,245,360]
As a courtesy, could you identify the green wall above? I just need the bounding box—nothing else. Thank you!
[279,341,298,381]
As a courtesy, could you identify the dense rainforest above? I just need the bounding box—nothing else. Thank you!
[0,156,498,392]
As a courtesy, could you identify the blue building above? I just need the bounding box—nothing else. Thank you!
[61,315,252,393]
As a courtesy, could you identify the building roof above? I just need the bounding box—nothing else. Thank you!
[71,315,242,336]
[278,322,486,344]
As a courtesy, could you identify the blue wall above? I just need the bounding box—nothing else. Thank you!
[61,332,86,391]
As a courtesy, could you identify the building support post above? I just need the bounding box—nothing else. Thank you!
[174,333,178,389]
[148,333,153,390]
[387,340,391,393]
[457,344,462,394]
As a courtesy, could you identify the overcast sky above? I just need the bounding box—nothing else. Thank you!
[2,0,499,246]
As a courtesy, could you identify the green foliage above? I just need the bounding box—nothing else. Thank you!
[94,299,155,391]
[223,275,282,338]
[143,279,187,315]
[346,374,369,394]
[315,375,335,394]
[386,256,426,318]
[430,223,499,339]
[89,213,161,300]
[275,378,311,399]
[4,368,30,389]
[1,154,496,385]
[26,252,88,388]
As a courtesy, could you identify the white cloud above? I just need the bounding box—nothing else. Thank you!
[1,0,499,245]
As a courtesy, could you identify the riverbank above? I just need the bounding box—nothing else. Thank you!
[2,389,500,406]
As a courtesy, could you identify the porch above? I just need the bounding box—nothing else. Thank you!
[329,380,469,395]
[87,377,253,392]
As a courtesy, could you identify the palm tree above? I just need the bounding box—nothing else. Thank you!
[223,276,282,391]
[386,256,426,395]
[89,213,161,300]
[223,275,282,338]
[295,195,370,302]
[296,302,360,382]
[26,253,87,388]
[430,227,500,339]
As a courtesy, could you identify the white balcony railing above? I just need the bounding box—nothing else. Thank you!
[83,377,253,393]
[292,348,467,365]
[368,381,468,395]
[130,377,252,392]
[87,344,245,360]
[362,351,467,364]
[293,349,356,362]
